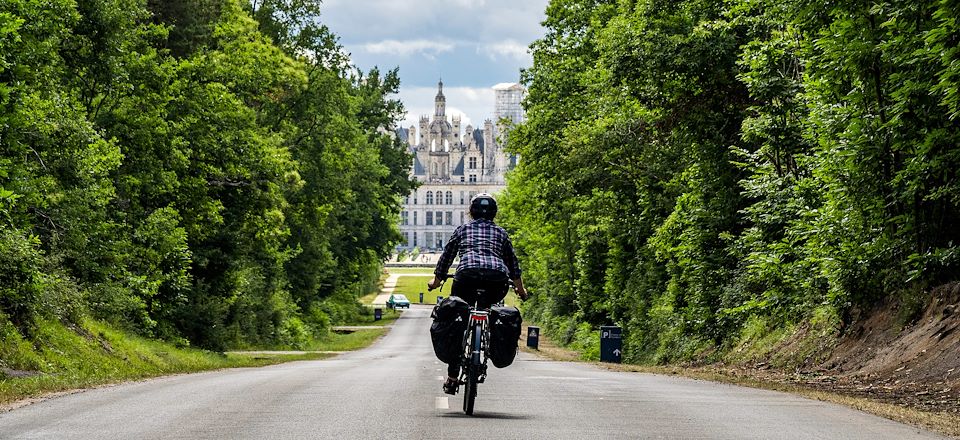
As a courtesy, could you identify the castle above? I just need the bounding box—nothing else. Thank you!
[396,80,525,250]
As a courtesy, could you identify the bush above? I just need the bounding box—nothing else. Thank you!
[0,230,44,333]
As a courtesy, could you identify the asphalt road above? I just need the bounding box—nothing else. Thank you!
[0,306,947,439]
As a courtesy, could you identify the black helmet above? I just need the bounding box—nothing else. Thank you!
[469,193,498,220]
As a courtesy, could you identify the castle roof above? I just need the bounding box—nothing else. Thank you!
[474,129,485,154]
[413,156,426,175]
[492,82,524,91]
[452,157,465,176]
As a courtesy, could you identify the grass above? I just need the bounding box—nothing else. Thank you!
[392,275,438,304]
[340,307,402,326]
[304,327,389,351]
[358,290,380,304]
[387,273,523,307]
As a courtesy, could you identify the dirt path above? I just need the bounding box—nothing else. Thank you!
[372,274,399,306]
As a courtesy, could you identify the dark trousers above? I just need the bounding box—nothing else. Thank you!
[447,268,509,378]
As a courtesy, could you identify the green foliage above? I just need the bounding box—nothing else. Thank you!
[0,230,43,333]
[0,0,413,353]
[505,0,960,365]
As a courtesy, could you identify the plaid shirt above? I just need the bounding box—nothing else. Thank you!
[435,219,522,279]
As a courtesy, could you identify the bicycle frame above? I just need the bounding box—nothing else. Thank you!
[459,300,490,415]
[434,273,509,415]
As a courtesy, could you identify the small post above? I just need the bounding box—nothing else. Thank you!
[527,326,540,350]
[374,308,383,321]
[419,292,424,304]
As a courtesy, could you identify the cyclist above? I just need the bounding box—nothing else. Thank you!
[427,192,527,395]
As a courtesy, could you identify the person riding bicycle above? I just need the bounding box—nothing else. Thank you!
[426,193,527,395]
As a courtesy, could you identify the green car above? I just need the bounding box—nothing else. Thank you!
[387,294,411,309]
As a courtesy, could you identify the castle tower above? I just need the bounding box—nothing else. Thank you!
[434,79,446,118]
[483,119,495,173]
[452,115,461,142]
[408,125,417,147]
[419,115,429,148]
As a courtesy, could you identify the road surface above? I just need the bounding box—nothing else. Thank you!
[0,306,946,439]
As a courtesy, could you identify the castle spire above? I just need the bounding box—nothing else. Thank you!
[434,78,446,117]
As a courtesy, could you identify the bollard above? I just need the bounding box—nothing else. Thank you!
[599,326,622,363]
[374,308,382,321]
[419,292,424,304]
[527,326,540,350]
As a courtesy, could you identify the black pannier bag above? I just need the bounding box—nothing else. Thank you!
[430,296,470,364]
[488,305,522,368]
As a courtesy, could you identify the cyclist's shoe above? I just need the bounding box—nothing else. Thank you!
[442,377,458,395]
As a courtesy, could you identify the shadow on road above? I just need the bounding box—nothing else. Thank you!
[439,411,533,420]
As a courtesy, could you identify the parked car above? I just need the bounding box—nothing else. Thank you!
[387,294,411,309]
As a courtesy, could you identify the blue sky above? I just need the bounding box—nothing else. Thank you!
[318,0,549,128]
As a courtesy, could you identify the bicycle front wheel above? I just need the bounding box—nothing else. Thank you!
[463,325,482,415]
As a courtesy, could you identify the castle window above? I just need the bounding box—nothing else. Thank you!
[426,212,433,225]
[401,211,408,225]
[426,232,434,248]
[469,174,477,183]
[435,211,443,225]
[460,211,464,224]
[413,212,417,225]
[426,191,434,204]
[468,157,477,169]
[460,176,465,183]
[445,191,453,204]
[446,211,452,225]
[460,191,465,204]
[413,232,417,246]
[403,232,409,246]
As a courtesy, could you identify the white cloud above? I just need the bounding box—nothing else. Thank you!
[479,40,531,62]
[361,39,455,58]
[445,106,474,128]
[320,0,548,88]
[451,0,487,7]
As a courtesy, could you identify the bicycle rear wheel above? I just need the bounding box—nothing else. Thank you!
[463,325,482,415]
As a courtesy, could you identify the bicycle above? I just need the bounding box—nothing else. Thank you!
[434,273,511,415]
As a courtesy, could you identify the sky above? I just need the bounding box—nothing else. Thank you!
[318,0,550,129]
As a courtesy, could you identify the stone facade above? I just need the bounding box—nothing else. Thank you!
[396,81,524,250]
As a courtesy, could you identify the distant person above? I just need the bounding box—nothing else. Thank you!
[427,193,527,395]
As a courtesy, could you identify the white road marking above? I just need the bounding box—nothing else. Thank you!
[435,397,449,410]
